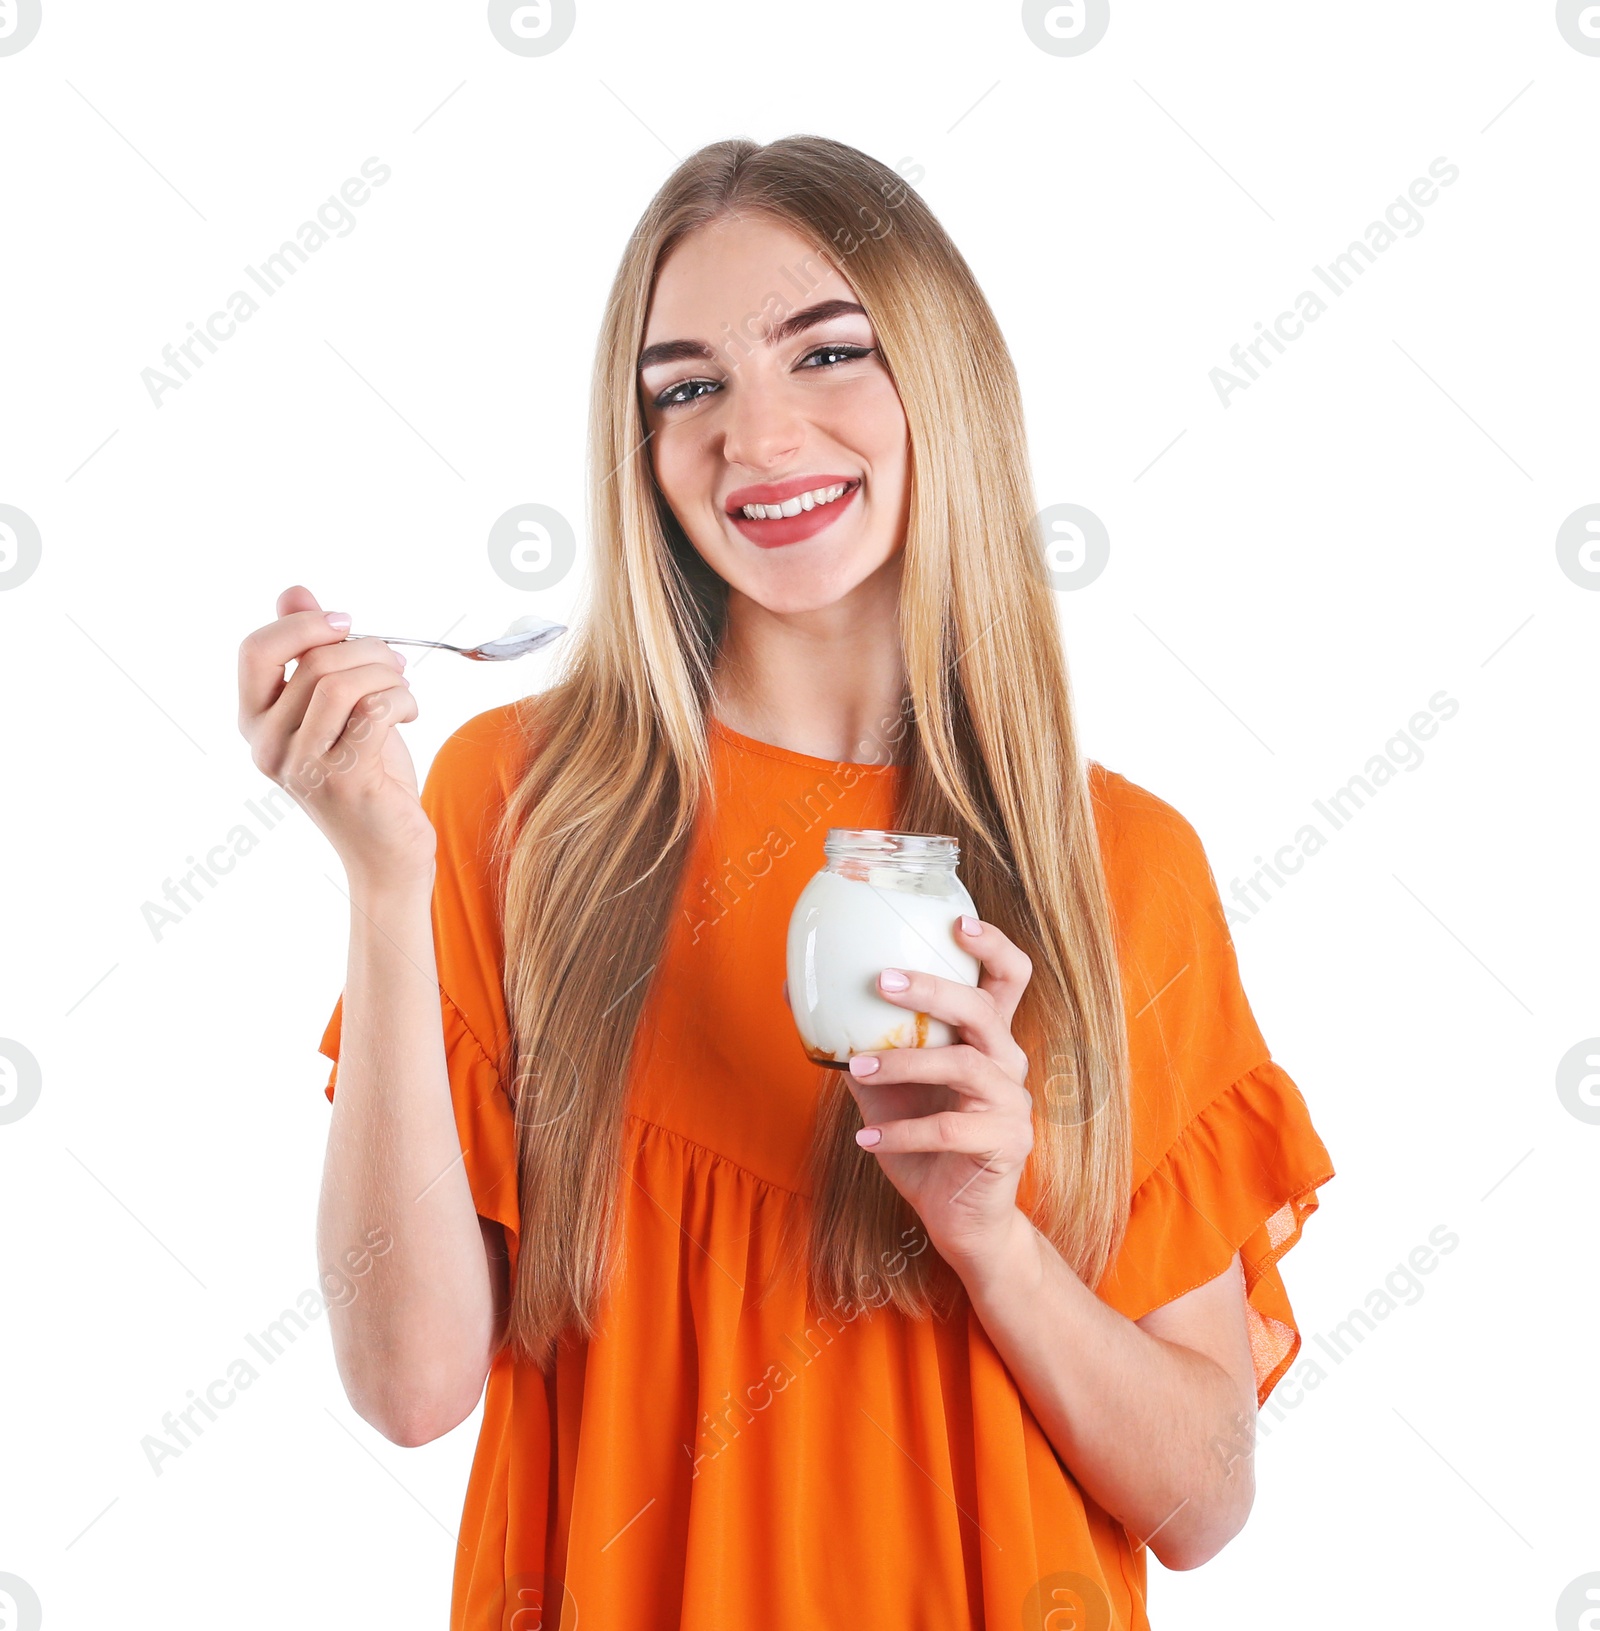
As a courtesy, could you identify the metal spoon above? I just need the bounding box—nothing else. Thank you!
[342,614,568,663]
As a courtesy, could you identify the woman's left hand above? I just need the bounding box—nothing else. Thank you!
[843,914,1036,1271]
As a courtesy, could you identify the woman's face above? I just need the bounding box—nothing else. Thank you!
[638,213,911,615]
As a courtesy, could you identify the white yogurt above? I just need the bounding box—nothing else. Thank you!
[479,612,565,653]
[785,864,980,1067]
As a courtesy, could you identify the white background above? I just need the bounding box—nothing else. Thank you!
[1,2,1594,1626]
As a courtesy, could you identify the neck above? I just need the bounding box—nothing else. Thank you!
[711,559,909,767]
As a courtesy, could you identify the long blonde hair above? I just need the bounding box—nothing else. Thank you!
[491,134,1130,1370]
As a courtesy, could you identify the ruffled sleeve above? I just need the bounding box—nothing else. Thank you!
[1089,769,1336,1407]
[316,703,532,1250]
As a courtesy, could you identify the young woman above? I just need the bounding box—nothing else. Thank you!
[239,135,1334,1630]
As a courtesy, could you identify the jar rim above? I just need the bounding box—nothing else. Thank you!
[823,828,960,862]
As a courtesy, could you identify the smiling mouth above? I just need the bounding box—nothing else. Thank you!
[730,479,860,522]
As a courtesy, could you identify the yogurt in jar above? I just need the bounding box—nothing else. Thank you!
[785,829,980,1068]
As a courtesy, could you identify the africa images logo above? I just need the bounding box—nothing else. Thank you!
[0,0,42,54]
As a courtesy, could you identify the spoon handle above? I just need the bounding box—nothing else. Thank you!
[342,633,465,653]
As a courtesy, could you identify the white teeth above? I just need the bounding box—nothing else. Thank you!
[740,482,850,521]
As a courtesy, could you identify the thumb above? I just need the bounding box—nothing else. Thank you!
[276,583,324,618]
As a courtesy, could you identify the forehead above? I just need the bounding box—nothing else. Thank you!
[642,213,862,343]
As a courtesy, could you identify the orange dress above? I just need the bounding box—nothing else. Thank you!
[317,703,1334,1630]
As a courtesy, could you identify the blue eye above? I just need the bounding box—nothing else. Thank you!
[650,343,876,413]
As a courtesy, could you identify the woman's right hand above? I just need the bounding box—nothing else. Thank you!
[238,584,436,890]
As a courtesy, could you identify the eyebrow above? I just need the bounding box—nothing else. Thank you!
[637,299,868,373]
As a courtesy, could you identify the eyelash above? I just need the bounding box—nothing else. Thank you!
[651,343,876,413]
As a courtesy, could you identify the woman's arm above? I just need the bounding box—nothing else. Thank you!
[842,918,1260,1572]
[238,588,508,1447]
[318,870,509,1446]
[955,1222,1257,1570]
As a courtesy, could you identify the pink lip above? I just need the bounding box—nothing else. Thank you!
[727,479,861,549]
[724,473,859,514]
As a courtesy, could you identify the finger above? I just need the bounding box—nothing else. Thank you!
[322,680,420,784]
[286,664,412,782]
[854,1104,1033,1162]
[953,914,1033,1030]
[250,645,408,791]
[271,636,405,735]
[847,1043,1027,1115]
[237,587,355,722]
[872,965,1024,1075]
[285,677,417,795]
[842,1070,961,1136]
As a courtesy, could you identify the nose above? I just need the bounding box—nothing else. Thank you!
[719,364,805,473]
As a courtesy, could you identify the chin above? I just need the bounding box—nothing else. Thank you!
[733,551,888,612]
[722,534,900,605]
[757,588,855,615]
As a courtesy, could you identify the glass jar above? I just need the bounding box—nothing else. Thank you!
[785,828,981,1069]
